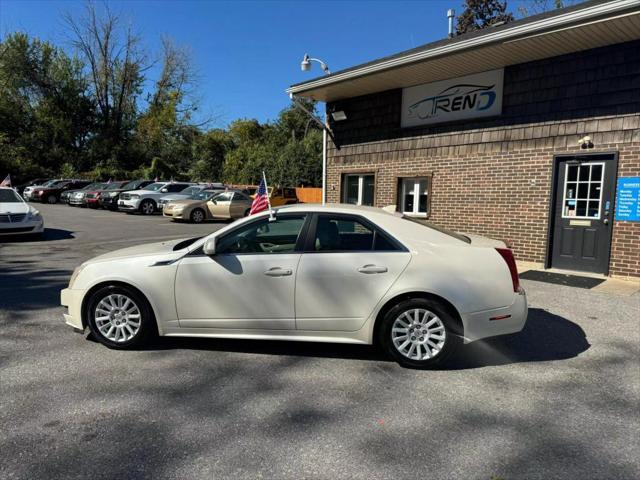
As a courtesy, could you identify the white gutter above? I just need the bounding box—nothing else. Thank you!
[287,0,640,96]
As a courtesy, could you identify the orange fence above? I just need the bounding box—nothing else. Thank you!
[295,187,322,203]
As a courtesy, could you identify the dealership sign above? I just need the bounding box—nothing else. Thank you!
[401,69,504,128]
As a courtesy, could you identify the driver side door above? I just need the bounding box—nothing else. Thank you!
[175,214,309,330]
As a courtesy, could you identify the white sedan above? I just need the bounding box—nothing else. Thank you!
[61,204,527,368]
[0,187,44,237]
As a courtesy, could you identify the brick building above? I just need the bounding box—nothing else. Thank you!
[288,0,640,278]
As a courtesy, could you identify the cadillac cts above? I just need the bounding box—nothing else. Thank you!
[61,204,527,368]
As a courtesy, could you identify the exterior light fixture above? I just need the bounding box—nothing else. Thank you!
[331,111,347,121]
[300,54,330,74]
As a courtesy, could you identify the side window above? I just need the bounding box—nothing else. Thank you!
[213,192,234,202]
[168,184,188,193]
[217,215,307,254]
[313,215,400,252]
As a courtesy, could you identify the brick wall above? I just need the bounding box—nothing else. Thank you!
[325,41,640,278]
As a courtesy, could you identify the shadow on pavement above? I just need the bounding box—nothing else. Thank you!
[0,228,74,243]
[108,307,589,368]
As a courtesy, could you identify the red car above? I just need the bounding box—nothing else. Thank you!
[83,181,130,208]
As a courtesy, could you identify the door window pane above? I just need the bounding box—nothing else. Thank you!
[314,216,374,251]
[562,162,604,219]
[217,215,306,254]
[344,176,360,205]
[343,174,375,206]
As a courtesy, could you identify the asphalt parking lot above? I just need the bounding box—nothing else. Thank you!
[1,204,639,480]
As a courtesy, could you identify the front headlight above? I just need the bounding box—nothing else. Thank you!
[69,264,86,288]
[28,208,41,219]
[172,205,184,212]
[129,194,140,200]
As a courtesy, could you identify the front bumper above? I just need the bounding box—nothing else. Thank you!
[61,288,84,330]
[100,197,119,209]
[0,219,44,235]
[162,207,186,219]
[461,289,528,343]
[68,196,85,205]
[85,198,101,208]
[118,199,141,211]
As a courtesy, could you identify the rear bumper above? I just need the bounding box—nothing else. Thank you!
[61,288,84,330]
[461,289,528,343]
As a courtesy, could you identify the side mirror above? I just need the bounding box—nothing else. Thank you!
[161,188,168,193]
[203,237,216,256]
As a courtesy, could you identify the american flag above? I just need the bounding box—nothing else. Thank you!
[250,176,269,215]
[0,174,11,187]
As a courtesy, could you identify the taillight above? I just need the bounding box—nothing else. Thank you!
[495,248,520,293]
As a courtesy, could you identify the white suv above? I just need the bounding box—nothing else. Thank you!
[118,182,194,215]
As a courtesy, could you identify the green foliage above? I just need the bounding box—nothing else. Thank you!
[0,12,322,186]
[456,0,514,35]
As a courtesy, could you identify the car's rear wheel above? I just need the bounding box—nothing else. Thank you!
[378,298,461,369]
[190,208,205,223]
[47,194,57,204]
[86,285,154,349]
[139,199,156,215]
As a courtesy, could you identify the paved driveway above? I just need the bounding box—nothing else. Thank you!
[1,204,638,479]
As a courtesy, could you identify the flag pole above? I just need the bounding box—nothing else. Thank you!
[263,171,275,221]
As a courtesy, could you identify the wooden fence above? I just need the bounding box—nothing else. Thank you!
[295,187,322,203]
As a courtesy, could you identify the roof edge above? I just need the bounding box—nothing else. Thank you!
[287,0,640,97]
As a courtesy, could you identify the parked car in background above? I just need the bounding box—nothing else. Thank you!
[30,180,91,204]
[99,179,154,210]
[268,187,298,207]
[68,183,107,207]
[84,181,130,209]
[118,181,195,215]
[206,190,254,220]
[158,183,225,211]
[61,182,101,204]
[0,187,44,237]
[23,179,67,201]
[14,178,50,197]
[163,189,226,223]
[61,204,527,368]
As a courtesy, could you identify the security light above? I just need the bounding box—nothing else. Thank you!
[331,111,347,121]
[300,54,330,74]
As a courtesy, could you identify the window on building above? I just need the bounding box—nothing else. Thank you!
[343,174,375,206]
[562,163,603,219]
[398,177,429,217]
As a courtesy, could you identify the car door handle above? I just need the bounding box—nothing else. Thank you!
[264,267,293,277]
[357,264,388,274]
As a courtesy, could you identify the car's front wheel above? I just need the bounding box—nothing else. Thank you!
[190,208,205,223]
[378,298,461,369]
[86,285,155,349]
[139,199,156,215]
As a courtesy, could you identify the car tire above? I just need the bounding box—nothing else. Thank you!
[47,194,57,204]
[86,285,155,349]
[139,199,156,215]
[378,298,461,369]
[190,208,205,223]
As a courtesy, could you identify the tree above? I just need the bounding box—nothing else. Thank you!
[517,0,581,17]
[456,0,514,35]
[189,129,233,182]
[64,2,146,169]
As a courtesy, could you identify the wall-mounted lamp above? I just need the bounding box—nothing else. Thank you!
[301,54,330,74]
[331,110,347,122]
[578,135,594,149]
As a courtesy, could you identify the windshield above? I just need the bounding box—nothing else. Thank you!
[105,182,127,190]
[122,180,143,190]
[400,215,471,244]
[191,190,220,201]
[179,186,202,196]
[144,183,166,191]
[42,180,59,187]
[82,183,100,190]
[0,189,22,203]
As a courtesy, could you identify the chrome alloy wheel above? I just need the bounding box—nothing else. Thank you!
[391,308,446,361]
[141,201,155,215]
[94,294,141,343]
[191,209,204,223]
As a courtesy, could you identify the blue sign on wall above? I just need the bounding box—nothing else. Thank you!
[615,177,640,222]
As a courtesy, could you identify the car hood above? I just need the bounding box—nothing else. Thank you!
[0,202,29,214]
[86,238,190,263]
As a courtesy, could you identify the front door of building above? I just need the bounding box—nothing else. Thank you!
[550,154,617,274]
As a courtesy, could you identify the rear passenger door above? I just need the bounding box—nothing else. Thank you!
[294,214,411,331]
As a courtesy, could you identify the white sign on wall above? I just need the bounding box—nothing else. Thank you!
[401,69,504,128]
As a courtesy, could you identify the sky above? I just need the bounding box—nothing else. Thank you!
[0,0,532,127]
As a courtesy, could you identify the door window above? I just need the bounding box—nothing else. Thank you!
[216,215,306,254]
[562,163,604,219]
[400,177,429,216]
[312,215,400,252]
[212,191,234,202]
[343,174,375,206]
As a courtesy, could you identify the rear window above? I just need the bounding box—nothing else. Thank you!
[400,215,471,244]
